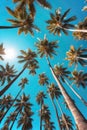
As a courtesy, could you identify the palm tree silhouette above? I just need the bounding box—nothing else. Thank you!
[59,113,73,130]
[53,64,87,106]
[0,7,40,36]
[73,17,87,40]
[46,8,87,36]
[0,63,17,86]
[36,91,47,130]
[13,0,51,18]
[36,35,87,130]
[65,45,87,68]
[0,49,38,96]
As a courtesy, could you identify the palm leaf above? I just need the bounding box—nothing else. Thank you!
[64,16,77,23]
[6,7,17,18]
[61,9,70,21]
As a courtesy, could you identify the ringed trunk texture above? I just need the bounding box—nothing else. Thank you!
[0,67,26,96]
[46,57,87,130]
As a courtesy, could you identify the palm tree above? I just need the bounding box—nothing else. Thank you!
[46,8,87,36]
[0,77,28,122]
[44,121,55,130]
[40,104,52,129]
[73,17,87,40]
[59,113,73,130]
[13,0,51,18]
[0,7,40,36]
[17,111,33,130]
[38,73,49,86]
[0,94,13,112]
[36,91,47,130]
[0,63,17,86]
[0,48,38,96]
[1,123,9,130]
[0,43,5,60]
[36,35,87,130]
[65,45,87,68]
[70,70,87,88]
[10,93,33,129]
[53,64,87,106]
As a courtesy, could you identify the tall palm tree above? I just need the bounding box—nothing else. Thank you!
[73,17,87,40]
[0,77,28,122]
[65,45,87,68]
[13,0,51,18]
[36,35,87,130]
[40,104,52,129]
[53,64,87,106]
[46,8,87,36]
[0,63,17,86]
[0,7,40,36]
[0,48,38,96]
[36,91,47,130]
[0,43,5,60]
[10,93,33,129]
[59,113,73,130]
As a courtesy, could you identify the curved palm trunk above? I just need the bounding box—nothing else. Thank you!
[0,88,22,122]
[56,99,69,130]
[46,57,87,130]
[0,25,21,29]
[64,79,87,106]
[0,67,26,96]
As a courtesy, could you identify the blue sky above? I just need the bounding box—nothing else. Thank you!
[0,0,87,129]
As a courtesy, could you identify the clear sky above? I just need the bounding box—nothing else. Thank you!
[0,0,87,130]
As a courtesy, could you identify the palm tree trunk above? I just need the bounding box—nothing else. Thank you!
[61,26,87,32]
[40,102,43,130]
[56,99,69,130]
[46,57,87,130]
[47,88,62,130]
[0,25,21,29]
[0,67,26,96]
[77,57,87,60]
[51,99,62,130]
[64,79,87,106]
[10,110,20,130]
[0,88,22,122]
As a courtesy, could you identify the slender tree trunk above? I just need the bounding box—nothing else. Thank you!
[56,99,69,130]
[0,88,22,122]
[77,57,87,60]
[46,57,87,130]
[64,79,87,106]
[0,67,26,96]
[40,102,43,130]
[47,88,62,130]
[61,26,87,33]
[0,25,21,29]
[10,110,20,130]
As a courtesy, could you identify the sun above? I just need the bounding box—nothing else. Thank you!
[4,48,17,61]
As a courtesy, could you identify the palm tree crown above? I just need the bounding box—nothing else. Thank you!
[73,17,87,40]
[65,45,87,67]
[0,63,17,86]
[38,73,49,86]
[53,64,70,82]
[36,35,58,58]
[70,70,87,88]
[46,8,76,36]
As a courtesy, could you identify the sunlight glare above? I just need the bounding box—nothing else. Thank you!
[4,48,17,61]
